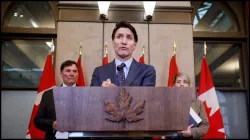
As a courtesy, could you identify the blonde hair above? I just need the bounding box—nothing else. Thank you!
[173,72,191,85]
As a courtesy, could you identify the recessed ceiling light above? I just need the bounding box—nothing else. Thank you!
[20,15,23,17]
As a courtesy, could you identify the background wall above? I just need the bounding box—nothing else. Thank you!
[150,24,194,87]
[1,91,36,138]
[56,22,103,86]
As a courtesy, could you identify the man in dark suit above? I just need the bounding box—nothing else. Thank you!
[34,60,79,139]
[90,21,156,87]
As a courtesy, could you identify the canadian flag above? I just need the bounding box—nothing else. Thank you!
[167,55,179,86]
[103,53,108,65]
[76,55,86,86]
[198,57,226,139]
[139,54,144,64]
[139,45,145,64]
[26,53,56,138]
[103,43,108,65]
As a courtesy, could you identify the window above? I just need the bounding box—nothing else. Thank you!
[3,1,55,28]
[2,40,53,88]
[193,2,239,32]
[194,43,241,87]
[192,1,248,138]
[1,1,58,89]
[216,91,249,138]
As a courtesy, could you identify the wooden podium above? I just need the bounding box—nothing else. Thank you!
[53,87,193,138]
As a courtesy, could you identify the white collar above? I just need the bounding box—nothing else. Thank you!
[115,58,133,69]
[62,83,76,87]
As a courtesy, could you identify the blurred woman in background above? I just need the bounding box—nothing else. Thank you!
[174,72,209,139]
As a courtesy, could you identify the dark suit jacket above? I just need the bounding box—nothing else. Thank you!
[90,59,156,86]
[34,89,56,139]
[35,84,81,139]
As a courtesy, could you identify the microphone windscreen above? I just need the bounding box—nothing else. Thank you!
[117,65,122,72]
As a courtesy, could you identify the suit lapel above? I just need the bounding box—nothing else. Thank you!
[108,60,118,86]
[125,59,140,86]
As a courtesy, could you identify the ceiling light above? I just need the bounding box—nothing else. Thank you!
[143,1,156,21]
[98,1,110,20]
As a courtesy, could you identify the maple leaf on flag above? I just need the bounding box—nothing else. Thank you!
[202,101,226,138]
[26,53,55,139]
[104,90,145,123]
[198,57,226,139]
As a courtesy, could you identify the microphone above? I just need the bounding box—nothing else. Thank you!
[117,63,126,86]
[117,65,123,72]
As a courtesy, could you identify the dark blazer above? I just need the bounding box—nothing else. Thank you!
[90,59,156,86]
[34,89,56,139]
[34,84,80,139]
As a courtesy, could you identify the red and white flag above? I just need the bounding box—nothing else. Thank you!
[139,45,145,64]
[26,53,56,139]
[167,55,179,86]
[103,53,108,65]
[76,55,86,86]
[198,57,226,139]
[103,43,108,65]
[139,54,144,64]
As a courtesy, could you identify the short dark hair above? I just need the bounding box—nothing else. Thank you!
[111,21,138,43]
[60,60,79,72]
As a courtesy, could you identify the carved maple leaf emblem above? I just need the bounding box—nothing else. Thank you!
[104,89,145,123]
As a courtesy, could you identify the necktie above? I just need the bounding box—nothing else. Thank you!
[117,63,126,86]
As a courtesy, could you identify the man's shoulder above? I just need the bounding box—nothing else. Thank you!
[42,88,54,98]
[95,62,113,70]
[136,61,155,70]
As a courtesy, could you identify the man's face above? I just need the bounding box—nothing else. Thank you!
[60,64,79,86]
[113,27,136,60]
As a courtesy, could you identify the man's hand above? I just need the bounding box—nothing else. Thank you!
[52,120,57,130]
[180,124,193,137]
[102,79,117,87]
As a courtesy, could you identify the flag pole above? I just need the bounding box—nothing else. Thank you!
[104,42,108,55]
[142,43,145,56]
[79,42,82,56]
[173,41,176,56]
[204,42,207,57]
[50,39,54,54]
